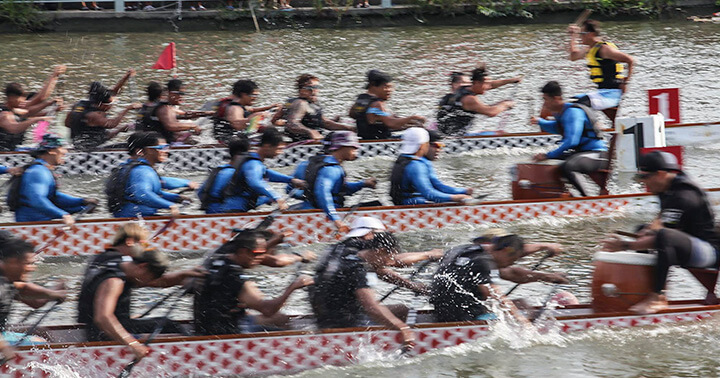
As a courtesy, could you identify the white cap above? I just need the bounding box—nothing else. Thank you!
[398,127,430,155]
[345,216,386,238]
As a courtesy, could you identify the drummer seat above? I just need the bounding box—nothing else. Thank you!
[587,134,617,196]
[687,268,720,305]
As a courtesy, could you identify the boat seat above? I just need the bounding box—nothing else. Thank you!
[687,268,719,304]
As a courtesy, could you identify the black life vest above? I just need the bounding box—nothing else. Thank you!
[436,86,477,136]
[389,155,416,205]
[283,97,325,141]
[304,155,346,209]
[136,102,174,143]
[77,254,133,327]
[7,161,57,212]
[212,98,250,144]
[222,154,263,209]
[349,93,390,140]
[66,100,108,151]
[0,274,17,330]
[556,103,603,140]
[663,173,720,249]
[0,105,26,152]
[586,41,624,89]
[198,164,233,210]
[193,255,247,335]
[105,160,151,214]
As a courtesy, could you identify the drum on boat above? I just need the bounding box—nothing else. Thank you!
[592,251,656,313]
[510,163,570,200]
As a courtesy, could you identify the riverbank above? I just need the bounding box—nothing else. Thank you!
[0,0,717,33]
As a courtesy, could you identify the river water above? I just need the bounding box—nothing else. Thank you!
[2,20,720,377]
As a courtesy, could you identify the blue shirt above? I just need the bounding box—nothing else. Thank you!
[298,156,365,221]
[538,103,607,159]
[113,158,190,217]
[201,152,293,214]
[286,160,309,200]
[397,155,467,205]
[15,158,85,222]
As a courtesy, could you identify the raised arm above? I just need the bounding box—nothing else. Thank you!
[110,69,135,96]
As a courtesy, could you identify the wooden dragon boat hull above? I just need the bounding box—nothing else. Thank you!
[3,301,719,377]
[1,190,690,257]
[0,121,717,175]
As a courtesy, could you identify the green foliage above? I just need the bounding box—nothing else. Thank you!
[0,0,45,31]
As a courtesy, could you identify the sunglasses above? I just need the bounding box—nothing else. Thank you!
[148,144,170,151]
[170,91,186,95]
[431,142,445,148]
[303,85,320,91]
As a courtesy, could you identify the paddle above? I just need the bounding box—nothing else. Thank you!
[34,203,97,256]
[504,251,553,296]
[530,283,563,323]
[379,259,435,303]
[0,300,61,366]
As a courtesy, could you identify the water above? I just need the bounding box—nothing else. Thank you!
[2,20,720,377]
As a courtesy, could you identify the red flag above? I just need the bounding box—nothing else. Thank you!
[152,42,176,70]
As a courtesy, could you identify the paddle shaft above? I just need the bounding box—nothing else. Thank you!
[0,301,60,366]
[380,259,434,303]
[504,252,553,296]
[35,203,97,256]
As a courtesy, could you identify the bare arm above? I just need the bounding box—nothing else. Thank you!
[0,111,50,134]
[85,105,140,129]
[239,275,312,317]
[521,242,563,258]
[484,284,530,325]
[156,105,199,133]
[374,267,427,294]
[284,100,319,138]
[567,26,588,61]
[366,101,425,130]
[93,278,134,342]
[488,77,522,89]
[111,69,135,96]
[225,105,255,131]
[23,65,66,108]
[498,266,568,284]
[356,288,407,329]
[461,96,513,117]
[321,117,356,132]
[145,267,204,288]
[14,281,65,308]
[389,249,443,267]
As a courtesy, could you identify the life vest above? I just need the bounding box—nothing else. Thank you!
[436,86,477,136]
[198,164,233,210]
[304,155,346,209]
[136,102,174,143]
[66,100,108,150]
[586,41,625,89]
[664,173,720,248]
[105,160,152,214]
[556,103,603,140]
[389,155,417,205]
[77,254,133,330]
[6,161,57,212]
[222,154,264,209]
[212,97,250,144]
[0,105,26,152]
[0,274,17,330]
[349,93,391,140]
[285,97,324,128]
[193,255,247,335]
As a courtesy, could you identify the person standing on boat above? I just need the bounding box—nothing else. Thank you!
[193,229,313,335]
[8,134,98,226]
[297,131,377,233]
[431,230,568,323]
[530,81,608,197]
[567,19,635,123]
[153,79,205,144]
[65,70,141,151]
[435,65,517,136]
[201,128,303,214]
[0,233,67,360]
[389,128,472,205]
[77,248,186,360]
[273,74,355,142]
[212,79,278,145]
[348,70,426,140]
[602,151,720,315]
[106,132,198,218]
[309,223,416,349]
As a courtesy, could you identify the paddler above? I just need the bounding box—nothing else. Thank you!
[65,70,141,151]
[193,229,313,335]
[435,65,517,136]
[602,151,720,314]
[77,248,187,361]
[295,131,376,233]
[1,76,61,151]
[106,132,198,218]
[530,81,608,197]
[4,65,66,120]
[435,71,470,126]
[0,232,67,360]
[430,229,568,323]
[212,79,279,144]
[198,128,304,214]
[310,220,420,349]
[567,19,635,123]
[285,132,334,204]
[348,70,426,140]
[389,127,472,205]
[7,134,98,226]
[197,134,250,213]
[134,81,165,135]
[153,79,206,144]
[272,74,355,142]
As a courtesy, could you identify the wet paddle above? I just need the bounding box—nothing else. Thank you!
[380,259,435,303]
[530,283,563,323]
[34,203,97,256]
[504,251,553,296]
[0,300,61,366]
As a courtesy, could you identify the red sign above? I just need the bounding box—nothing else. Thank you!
[648,88,680,124]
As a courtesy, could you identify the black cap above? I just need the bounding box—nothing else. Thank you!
[428,130,442,143]
[638,151,681,173]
